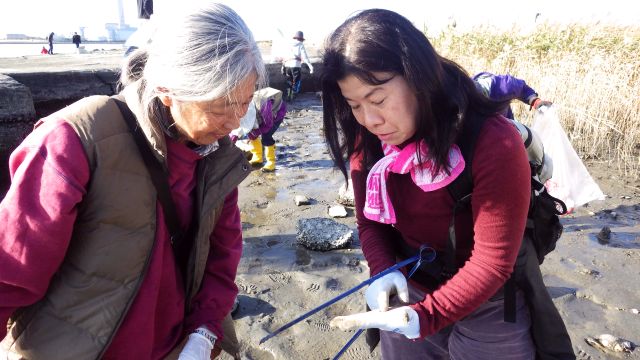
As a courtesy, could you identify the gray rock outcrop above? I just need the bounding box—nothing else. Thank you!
[0,75,36,195]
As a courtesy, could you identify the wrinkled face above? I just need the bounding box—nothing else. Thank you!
[338,72,419,146]
[160,73,257,145]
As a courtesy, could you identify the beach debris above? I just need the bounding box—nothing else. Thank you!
[330,308,411,331]
[578,268,600,277]
[584,334,634,353]
[337,179,355,207]
[328,205,348,218]
[297,218,353,251]
[596,226,611,243]
[294,194,311,206]
[601,209,618,220]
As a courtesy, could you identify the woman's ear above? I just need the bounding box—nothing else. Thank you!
[159,95,173,107]
[156,87,173,107]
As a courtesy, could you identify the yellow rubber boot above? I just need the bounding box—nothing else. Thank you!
[249,138,263,166]
[262,145,276,172]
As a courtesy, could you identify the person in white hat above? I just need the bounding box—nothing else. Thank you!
[281,30,314,101]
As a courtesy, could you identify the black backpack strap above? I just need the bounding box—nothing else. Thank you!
[445,113,486,276]
[446,114,517,323]
[112,97,191,277]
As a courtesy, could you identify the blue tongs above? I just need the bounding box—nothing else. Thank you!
[259,246,436,359]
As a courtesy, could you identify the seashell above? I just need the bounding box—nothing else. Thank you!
[585,334,634,353]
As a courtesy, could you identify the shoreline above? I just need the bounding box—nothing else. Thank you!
[0,40,126,44]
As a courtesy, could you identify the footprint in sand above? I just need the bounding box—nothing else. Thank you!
[238,282,259,294]
[268,272,291,284]
[306,283,320,292]
[306,318,331,332]
[344,345,375,359]
[576,348,592,359]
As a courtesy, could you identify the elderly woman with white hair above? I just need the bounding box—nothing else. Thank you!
[0,3,265,359]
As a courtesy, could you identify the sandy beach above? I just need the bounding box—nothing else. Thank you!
[226,93,640,359]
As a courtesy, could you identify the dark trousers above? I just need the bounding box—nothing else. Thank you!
[261,120,282,146]
[379,287,535,360]
[284,67,302,94]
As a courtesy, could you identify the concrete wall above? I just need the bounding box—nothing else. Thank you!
[0,61,322,196]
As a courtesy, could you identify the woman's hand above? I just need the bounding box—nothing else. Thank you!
[330,306,421,339]
[177,327,216,360]
[365,270,409,311]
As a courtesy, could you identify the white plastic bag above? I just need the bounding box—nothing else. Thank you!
[531,105,605,212]
[229,101,257,140]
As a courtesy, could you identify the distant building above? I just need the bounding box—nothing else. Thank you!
[105,23,137,42]
[75,0,136,42]
[5,34,29,40]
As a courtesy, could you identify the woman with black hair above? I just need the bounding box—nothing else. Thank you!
[321,8,573,360]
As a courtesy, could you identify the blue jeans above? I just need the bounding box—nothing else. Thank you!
[284,67,302,95]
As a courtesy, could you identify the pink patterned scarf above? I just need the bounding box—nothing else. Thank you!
[363,141,465,224]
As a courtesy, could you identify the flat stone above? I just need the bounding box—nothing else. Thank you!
[337,179,354,207]
[328,205,348,218]
[296,217,353,251]
[294,195,311,206]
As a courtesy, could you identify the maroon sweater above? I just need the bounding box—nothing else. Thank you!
[0,118,242,359]
[351,115,530,337]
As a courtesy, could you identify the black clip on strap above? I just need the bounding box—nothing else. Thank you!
[407,245,437,279]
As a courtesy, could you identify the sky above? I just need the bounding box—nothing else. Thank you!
[1,0,638,43]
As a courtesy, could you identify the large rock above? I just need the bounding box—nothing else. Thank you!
[296,217,353,251]
[8,70,119,104]
[0,74,35,122]
[0,75,36,196]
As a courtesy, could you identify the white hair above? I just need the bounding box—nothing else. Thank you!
[120,2,266,137]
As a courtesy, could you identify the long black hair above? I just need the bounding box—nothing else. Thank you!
[321,9,508,179]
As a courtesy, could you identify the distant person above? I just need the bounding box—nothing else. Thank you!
[473,71,552,119]
[242,88,287,172]
[48,32,54,55]
[0,3,265,359]
[321,8,574,359]
[72,32,82,49]
[40,46,48,55]
[281,30,313,101]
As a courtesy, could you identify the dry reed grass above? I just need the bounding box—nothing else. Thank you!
[431,23,640,178]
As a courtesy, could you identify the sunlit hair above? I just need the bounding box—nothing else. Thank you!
[321,9,506,179]
[119,2,266,139]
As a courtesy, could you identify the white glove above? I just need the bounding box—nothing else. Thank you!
[365,270,409,311]
[308,65,314,74]
[330,306,421,339]
[178,327,216,360]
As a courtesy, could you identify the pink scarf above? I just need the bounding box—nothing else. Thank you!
[363,141,465,224]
